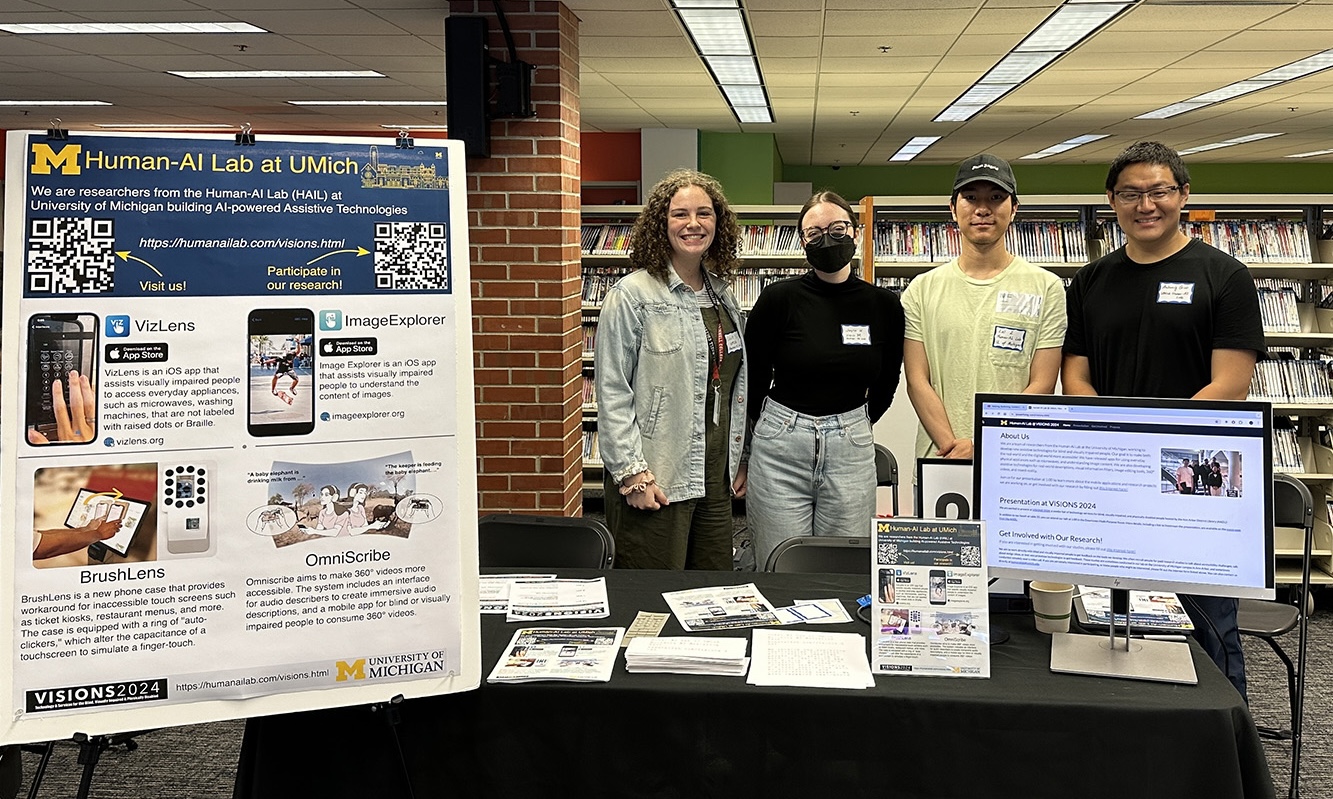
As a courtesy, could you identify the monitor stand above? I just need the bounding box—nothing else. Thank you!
[1050,622,1196,685]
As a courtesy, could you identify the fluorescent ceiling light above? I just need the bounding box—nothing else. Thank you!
[889,136,941,162]
[982,52,1060,84]
[1254,49,1333,81]
[1177,133,1284,155]
[288,100,441,106]
[1190,80,1276,104]
[1285,149,1333,159]
[936,1,1130,124]
[1134,101,1207,120]
[1019,133,1108,160]
[956,83,1016,105]
[704,55,761,84]
[172,70,383,79]
[734,106,772,124]
[671,0,774,127]
[96,123,233,128]
[935,104,986,123]
[1138,49,1333,120]
[379,124,450,130]
[676,9,750,54]
[1015,3,1126,52]
[0,100,111,106]
[0,22,266,34]
[721,85,767,106]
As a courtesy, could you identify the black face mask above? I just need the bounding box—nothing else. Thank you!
[804,233,857,273]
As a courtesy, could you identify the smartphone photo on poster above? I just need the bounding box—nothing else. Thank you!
[929,570,948,605]
[26,312,99,445]
[247,308,315,437]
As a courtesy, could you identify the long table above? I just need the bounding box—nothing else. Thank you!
[234,569,1274,799]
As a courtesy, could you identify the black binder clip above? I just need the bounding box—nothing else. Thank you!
[394,128,414,150]
[46,118,69,141]
[235,122,255,146]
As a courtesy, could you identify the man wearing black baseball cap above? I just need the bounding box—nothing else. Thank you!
[901,153,1066,462]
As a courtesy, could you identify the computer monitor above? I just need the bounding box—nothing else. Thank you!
[973,393,1274,683]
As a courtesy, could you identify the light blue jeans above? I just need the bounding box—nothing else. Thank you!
[747,398,877,570]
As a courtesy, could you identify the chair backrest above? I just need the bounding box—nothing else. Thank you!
[874,443,899,516]
[765,535,870,574]
[1273,473,1314,535]
[477,513,615,569]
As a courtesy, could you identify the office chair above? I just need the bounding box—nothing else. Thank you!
[1237,473,1312,799]
[477,513,615,569]
[875,443,899,516]
[764,535,870,574]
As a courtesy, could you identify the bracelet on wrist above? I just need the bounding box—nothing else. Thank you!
[618,472,656,497]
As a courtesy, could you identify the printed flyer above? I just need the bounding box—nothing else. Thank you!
[1,131,481,743]
[871,518,990,678]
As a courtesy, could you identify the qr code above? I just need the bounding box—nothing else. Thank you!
[877,541,900,564]
[373,221,449,290]
[26,218,116,294]
[960,544,981,568]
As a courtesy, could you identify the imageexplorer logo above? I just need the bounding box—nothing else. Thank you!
[105,315,131,337]
[319,309,343,331]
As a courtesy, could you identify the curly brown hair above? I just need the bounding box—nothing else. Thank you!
[627,169,742,281]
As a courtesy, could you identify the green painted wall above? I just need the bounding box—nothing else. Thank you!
[699,131,776,204]
[782,156,1333,199]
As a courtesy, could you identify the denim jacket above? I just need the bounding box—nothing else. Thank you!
[595,267,748,501]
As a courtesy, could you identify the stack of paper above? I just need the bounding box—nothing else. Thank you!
[487,627,624,684]
[624,636,749,676]
[746,629,875,690]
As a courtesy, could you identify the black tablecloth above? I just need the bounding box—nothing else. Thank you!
[234,569,1274,799]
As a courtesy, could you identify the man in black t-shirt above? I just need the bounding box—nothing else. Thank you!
[1063,141,1264,699]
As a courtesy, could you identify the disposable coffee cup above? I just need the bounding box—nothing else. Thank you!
[1029,581,1074,634]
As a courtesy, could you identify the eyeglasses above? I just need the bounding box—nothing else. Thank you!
[800,220,855,242]
[1112,185,1181,205]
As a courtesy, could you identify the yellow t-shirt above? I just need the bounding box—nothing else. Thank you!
[901,256,1067,460]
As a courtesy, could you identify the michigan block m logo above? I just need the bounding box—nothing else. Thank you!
[31,143,82,175]
[335,659,366,681]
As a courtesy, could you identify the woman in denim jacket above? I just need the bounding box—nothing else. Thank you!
[595,170,748,569]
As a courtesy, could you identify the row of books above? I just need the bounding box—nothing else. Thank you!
[871,220,1090,264]
[582,223,808,257]
[1274,428,1306,473]
[582,374,597,406]
[583,429,601,465]
[1258,287,1302,333]
[1248,359,1333,403]
[582,316,598,355]
[582,267,632,305]
[1102,220,1313,263]
[582,224,633,254]
[586,219,1319,264]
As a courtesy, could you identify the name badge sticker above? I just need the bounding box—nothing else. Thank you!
[992,325,1027,352]
[995,291,1042,317]
[725,331,743,353]
[1157,282,1195,304]
[842,324,872,345]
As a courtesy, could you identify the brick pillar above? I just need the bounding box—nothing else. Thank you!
[450,1,582,516]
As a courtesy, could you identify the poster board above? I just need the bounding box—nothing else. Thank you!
[1,131,481,744]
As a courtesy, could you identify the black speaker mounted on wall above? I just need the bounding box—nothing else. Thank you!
[445,16,490,159]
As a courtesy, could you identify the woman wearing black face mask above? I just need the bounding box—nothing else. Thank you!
[743,191,905,569]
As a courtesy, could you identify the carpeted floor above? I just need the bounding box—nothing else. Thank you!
[8,525,1331,798]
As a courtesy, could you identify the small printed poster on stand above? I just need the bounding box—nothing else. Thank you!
[871,518,990,678]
